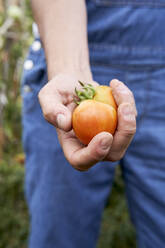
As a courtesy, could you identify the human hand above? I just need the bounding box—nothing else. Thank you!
[38,74,137,171]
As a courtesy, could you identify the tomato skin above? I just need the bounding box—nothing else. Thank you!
[72,100,117,145]
[94,86,117,110]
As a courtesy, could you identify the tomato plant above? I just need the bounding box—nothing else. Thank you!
[72,82,118,145]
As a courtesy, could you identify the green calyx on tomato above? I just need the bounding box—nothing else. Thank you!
[74,81,96,105]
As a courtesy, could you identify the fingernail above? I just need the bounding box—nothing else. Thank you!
[57,114,66,127]
[101,138,110,150]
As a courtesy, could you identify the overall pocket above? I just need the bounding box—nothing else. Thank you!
[21,40,47,114]
[92,0,165,7]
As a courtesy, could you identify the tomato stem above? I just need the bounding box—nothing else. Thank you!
[74,81,96,105]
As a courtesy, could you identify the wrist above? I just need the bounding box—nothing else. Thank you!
[47,61,93,82]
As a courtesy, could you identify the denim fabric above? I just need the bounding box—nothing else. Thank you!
[22,1,165,248]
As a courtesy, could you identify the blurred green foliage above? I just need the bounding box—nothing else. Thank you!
[0,1,32,247]
[0,163,28,248]
[0,0,33,162]
[0,0,136,247]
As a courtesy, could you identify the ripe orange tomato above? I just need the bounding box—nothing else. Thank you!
[72,82,118,145]
[93,85,117,110]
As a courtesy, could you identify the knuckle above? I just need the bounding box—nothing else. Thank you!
[122,127,136,137]
[38,86,48,104]
[69,159,78,169]
[120,117,136,133]
[43,110,56,123]
[122,114,137,126]
[43,111,50,121]
[67,155,83,171]
[68,154,92,172]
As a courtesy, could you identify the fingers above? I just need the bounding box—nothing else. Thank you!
[38,74,97,132]
[58,130,113,171]
[38,79,72,131]
[110,79,138,116]
[107,102,136,161]
[106,79,137,162]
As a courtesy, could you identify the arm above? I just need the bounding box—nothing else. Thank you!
[31,0,91,80]
[31,0,137,171]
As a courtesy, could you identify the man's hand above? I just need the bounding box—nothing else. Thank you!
[38,74,137,171]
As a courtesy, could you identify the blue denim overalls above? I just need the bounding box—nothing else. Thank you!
[21,1,165,247]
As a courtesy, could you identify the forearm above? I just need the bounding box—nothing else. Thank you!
[31,0,92,80]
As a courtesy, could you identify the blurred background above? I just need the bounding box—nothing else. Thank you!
[0,0,135,247]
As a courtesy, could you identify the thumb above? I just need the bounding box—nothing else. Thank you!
[61,132,113,171]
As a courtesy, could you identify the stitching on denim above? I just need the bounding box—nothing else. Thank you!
[91,62,165,70]
[89,43,165,51]
[92,0,165,7]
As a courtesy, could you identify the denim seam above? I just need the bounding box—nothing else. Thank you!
[89,43,165,51]
[90,62,165,69]
[92,0,165,7]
